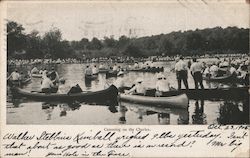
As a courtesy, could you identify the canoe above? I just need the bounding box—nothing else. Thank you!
[31,73,43,78]
[119,93,189,109]
[148,87,249,100]
[203,74,235,83]
[85,74,98,80]
[8,78,31,86]
[106,71,118,78]
[99,69,109,73]
[129,67,164,73]
[120,86,249,101]
[11,85,118,103]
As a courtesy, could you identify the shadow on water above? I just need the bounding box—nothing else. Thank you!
[192,99,207,124]
[217,99,249,125]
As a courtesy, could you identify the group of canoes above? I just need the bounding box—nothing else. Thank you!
[8,56,249,109]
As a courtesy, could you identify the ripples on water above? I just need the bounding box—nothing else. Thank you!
[7,63,249,125]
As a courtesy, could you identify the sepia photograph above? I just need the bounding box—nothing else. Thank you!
[5,0,249,126]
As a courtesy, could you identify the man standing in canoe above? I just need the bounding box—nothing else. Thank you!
[174,56,189,90]
[190,58,204,90]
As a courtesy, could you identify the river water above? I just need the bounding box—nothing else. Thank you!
[7,62,249,125]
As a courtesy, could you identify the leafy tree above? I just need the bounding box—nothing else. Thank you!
[123,43,144,57]
[88,37,102,50]
[42,28,62,58]
[103,36,116,47]
[7,21,26,57]
[158,37,174,55]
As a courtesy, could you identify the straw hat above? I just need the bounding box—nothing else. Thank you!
[117,71,124,76]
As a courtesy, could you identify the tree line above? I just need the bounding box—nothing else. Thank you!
[7,20,249,59]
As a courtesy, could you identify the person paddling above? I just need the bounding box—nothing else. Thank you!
[125,78,146,95]
[7,69,20,81]
[41,72,56,93]
[155,74,171,96]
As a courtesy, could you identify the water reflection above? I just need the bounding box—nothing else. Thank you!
[192,100,207,124]
[120,102,189,125]
[217,100,249,125]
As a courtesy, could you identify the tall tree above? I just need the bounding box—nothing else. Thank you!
[7,21,26,57]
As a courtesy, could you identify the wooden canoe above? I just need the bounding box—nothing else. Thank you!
[203,74,235,83]
[11,85,118,103]
[106,71,118,78]
[120,86,249,101]
[119,93,189,109]
[31,73,43,78]
[129,67,164,73]
[8,78,31,86]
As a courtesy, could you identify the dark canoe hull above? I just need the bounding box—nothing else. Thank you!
[106,71,118,78]
[203,74,234,83]
[11,85,118,103]
[129,67,164,73]
[8,78,31,86]
[181,87,249,100]
[99,69,109,73]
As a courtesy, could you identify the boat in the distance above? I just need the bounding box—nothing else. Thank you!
[203,74,234,83]
[11,85,118,103]
[106,71,118,78]
[129,67,164,73]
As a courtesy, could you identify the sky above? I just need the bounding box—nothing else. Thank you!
[6,0,250,41]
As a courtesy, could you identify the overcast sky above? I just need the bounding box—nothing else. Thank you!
[6,0,249,41]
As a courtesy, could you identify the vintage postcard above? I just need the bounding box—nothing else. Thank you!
[0,0,249,157]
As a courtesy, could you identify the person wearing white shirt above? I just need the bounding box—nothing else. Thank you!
[57,78,71,94]
[155,74,170,96]
[85,65,93,76]
[126,78,146,95]
[174,56,189,90]
[190,58,204,89]
[42,68,48,79]
[92,65,99,75]
[99,63,105,69]
[31,67,39,74]
[41,74,55,93]
[114,71,126,91]
[8,69,20,81]
[209,64,219,77]
[112,64,118,71]
[134,62,139,69]
[203,66,210,77]
[229,64,237,75]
